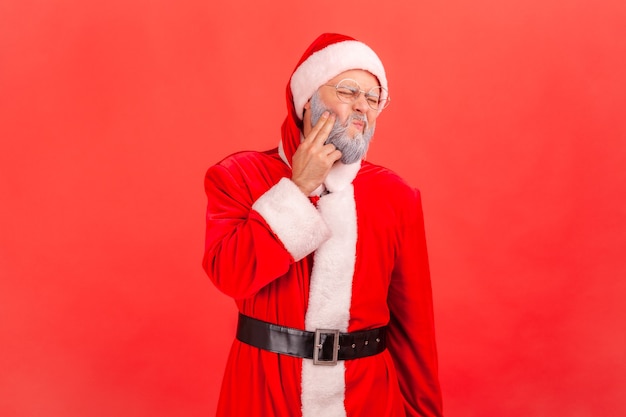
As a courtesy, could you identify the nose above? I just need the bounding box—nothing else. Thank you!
[352,92,369,113]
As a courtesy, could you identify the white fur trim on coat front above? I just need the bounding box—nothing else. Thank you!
[290,40,388,120]
[301,181,358,417]
[252,178,331,261]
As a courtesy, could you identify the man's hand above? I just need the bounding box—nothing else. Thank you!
[291,112,342,196]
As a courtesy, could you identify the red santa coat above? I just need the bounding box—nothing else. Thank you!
[203,141,443,416]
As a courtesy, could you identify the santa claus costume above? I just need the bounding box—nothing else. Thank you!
[203,33,443,417]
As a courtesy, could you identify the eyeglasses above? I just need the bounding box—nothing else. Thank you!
[323,79,390,111]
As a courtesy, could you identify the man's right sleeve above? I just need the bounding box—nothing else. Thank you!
[202,164,330,299]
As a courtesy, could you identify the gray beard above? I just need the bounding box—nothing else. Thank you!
[309,92,375,164]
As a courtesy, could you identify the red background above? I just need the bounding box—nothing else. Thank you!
[1,1,625,416]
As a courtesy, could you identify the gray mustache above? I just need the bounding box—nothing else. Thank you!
[344,113,368,129]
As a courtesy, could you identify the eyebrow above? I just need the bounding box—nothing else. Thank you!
[333,79,381,91]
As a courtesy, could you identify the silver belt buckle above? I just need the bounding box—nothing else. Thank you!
[313,328,340,366]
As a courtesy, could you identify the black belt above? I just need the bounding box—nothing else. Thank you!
[236,313,387,366]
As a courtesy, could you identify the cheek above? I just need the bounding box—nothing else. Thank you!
[366,113,378,128]
[333,106,352,124]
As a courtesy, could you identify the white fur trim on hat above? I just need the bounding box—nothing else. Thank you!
[290,40,388,120]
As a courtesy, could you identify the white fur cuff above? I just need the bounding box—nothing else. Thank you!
[252,178,331,261]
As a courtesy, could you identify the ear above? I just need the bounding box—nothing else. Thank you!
[302,100,313,136]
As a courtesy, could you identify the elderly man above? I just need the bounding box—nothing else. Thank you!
[203,33,443,417]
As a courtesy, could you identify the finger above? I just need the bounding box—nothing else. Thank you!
[322,142,337,155]
[311,113,336,147]
[302,111,330,144]
[328,149,342,162]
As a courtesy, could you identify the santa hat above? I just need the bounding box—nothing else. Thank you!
[281,33,388,165]
[290,33,388,120]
